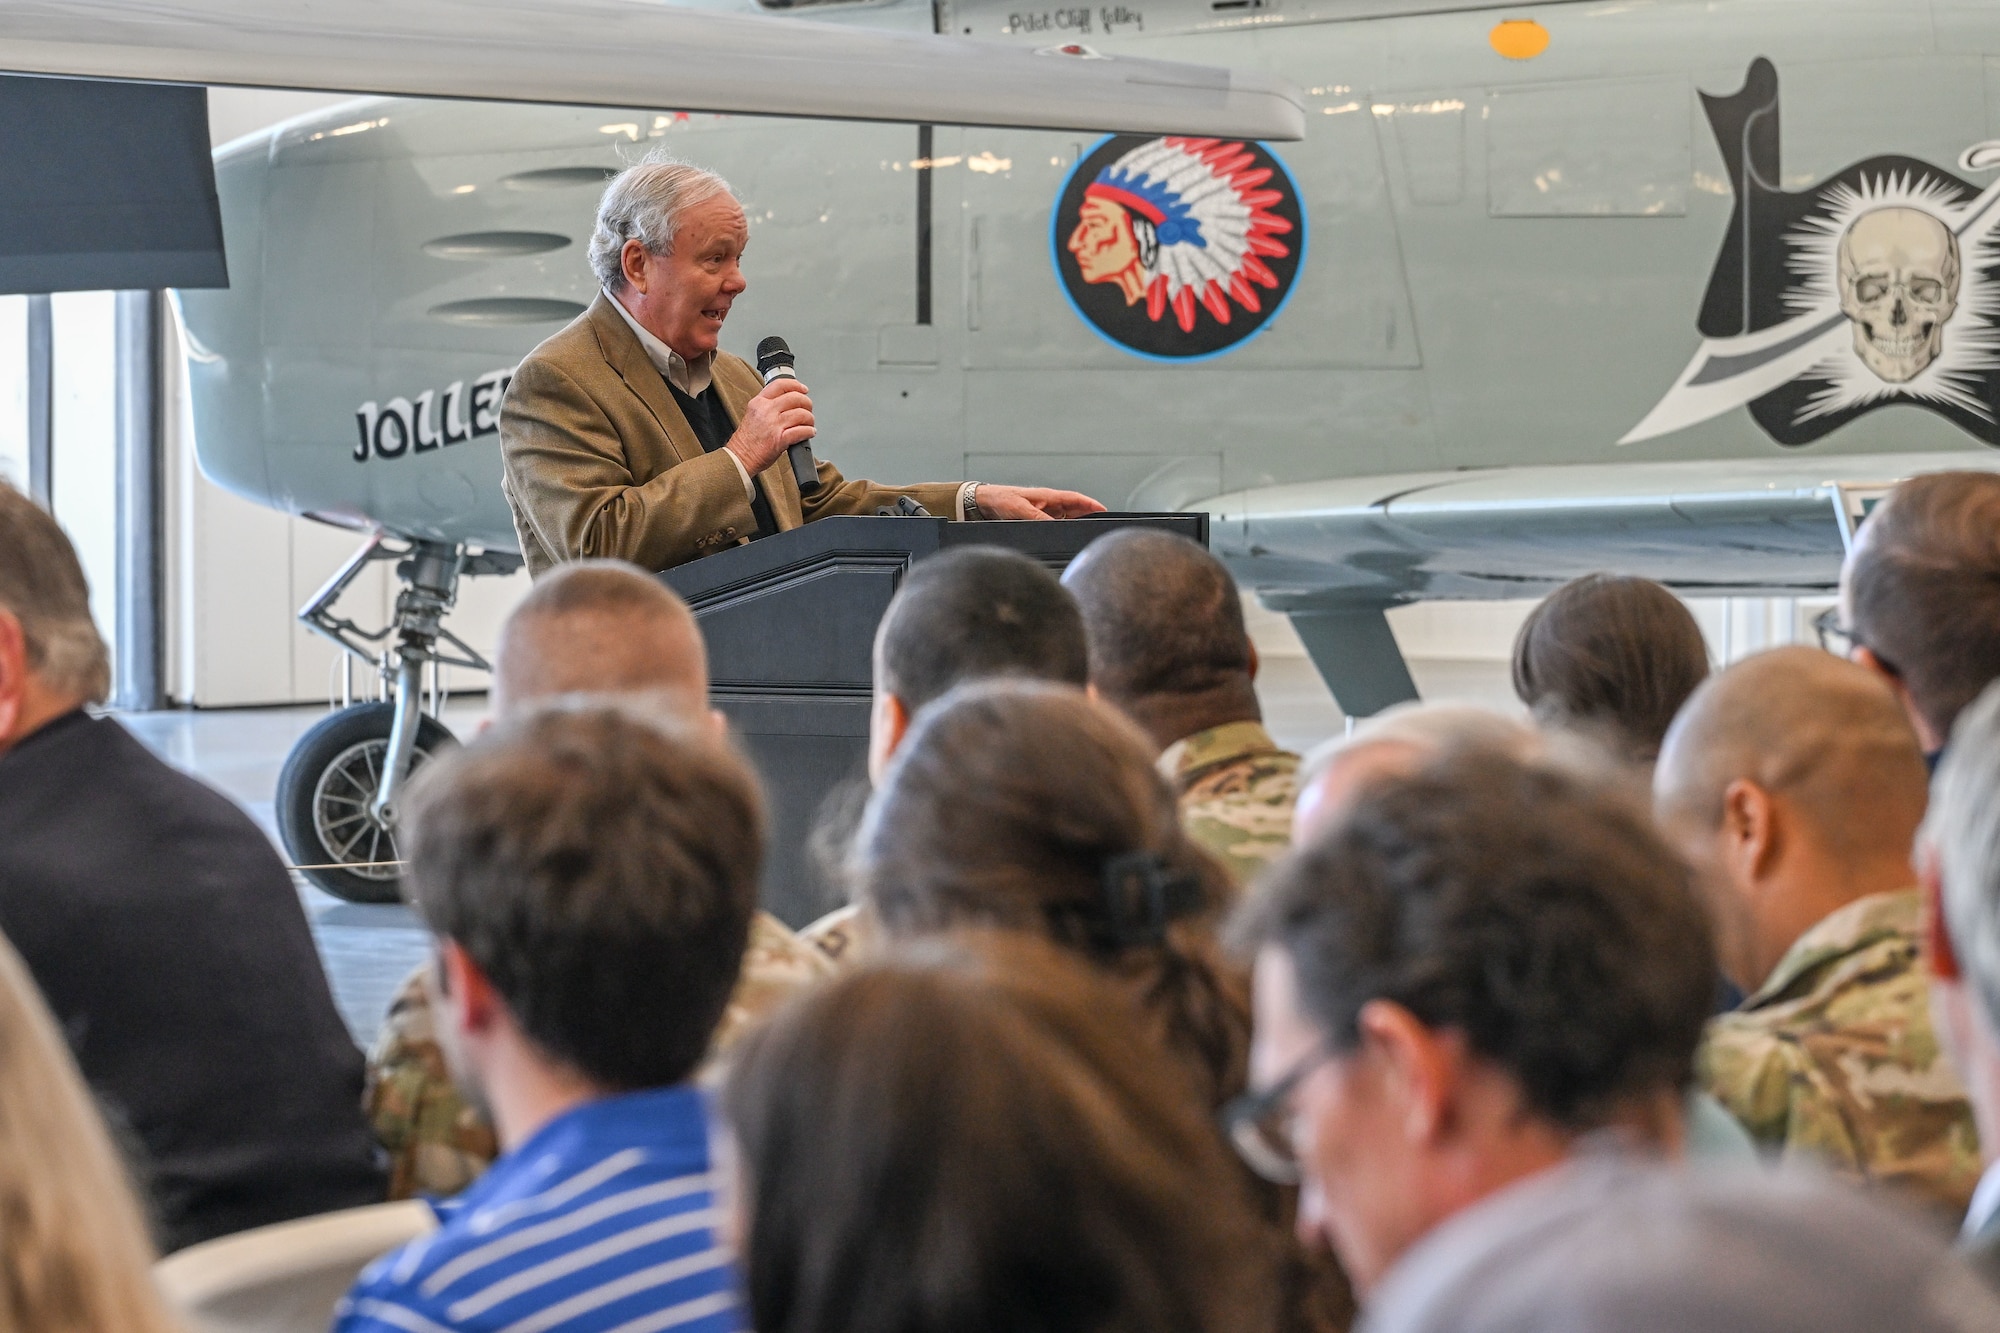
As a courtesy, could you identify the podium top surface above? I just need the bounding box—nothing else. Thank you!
[661,512,1208,603]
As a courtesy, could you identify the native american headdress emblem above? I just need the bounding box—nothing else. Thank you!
[1055,135,1306,361]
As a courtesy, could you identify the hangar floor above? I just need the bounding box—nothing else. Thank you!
[117,653,1517,1046]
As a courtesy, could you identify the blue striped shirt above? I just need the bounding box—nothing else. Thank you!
[335,1085,741,1333]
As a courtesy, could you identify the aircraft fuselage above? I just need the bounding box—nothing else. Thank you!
[175,0,2000,603]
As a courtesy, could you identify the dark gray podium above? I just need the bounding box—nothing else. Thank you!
[662,512,1208,926]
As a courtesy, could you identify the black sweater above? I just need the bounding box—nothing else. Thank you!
[0,711,384,1250]
[668,378,778,539]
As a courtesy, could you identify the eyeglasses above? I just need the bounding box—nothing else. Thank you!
[1812,606,1900,676]
[1812,606,1859,658]
[1220,1045,1332,1185]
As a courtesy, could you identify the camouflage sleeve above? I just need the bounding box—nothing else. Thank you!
[1176,754,1301,891]
[1698,1015,1865,1176]
[364,965,499,1201]
[706,912,838,1056]
[1182,806,1293,889]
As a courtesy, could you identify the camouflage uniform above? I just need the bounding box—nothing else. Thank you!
[1158,720,1301,889]
[1699,888,1982,1219]
[364,966,499,1202]
[365,909,835,1201]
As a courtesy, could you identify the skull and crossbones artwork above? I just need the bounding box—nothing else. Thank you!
[1627,59,2000,447]
[1837,206,1961,383]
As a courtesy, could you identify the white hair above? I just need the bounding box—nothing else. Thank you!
[1298,702,1537,788]
[587,153,736,290]
[1926,678,2000,1035]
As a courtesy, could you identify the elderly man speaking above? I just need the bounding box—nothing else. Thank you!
[502,154,1103,575]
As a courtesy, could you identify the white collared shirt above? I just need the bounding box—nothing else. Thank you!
[605,288,754,500]
[1964,1158,2000,1239]
[605,287,715,395]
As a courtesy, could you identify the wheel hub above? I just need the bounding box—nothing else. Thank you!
[310,738,409,882]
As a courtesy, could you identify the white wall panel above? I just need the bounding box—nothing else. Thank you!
[0,298,25,491]
[49,292,118,681]
[185,468,296,705]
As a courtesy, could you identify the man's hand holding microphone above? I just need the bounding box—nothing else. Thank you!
[723,337,819,491]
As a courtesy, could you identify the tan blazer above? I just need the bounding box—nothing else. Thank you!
[500,294,963,576]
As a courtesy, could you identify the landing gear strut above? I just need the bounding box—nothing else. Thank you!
[274,535,521,903]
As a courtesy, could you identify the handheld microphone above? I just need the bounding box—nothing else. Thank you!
[755,336,820,497]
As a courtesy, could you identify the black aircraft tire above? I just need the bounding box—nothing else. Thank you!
[276,702,457,904]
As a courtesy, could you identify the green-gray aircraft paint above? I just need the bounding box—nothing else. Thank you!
[174,0,2000,710]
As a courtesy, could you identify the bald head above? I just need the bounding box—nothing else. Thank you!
[1657,646,1925,856]
[493,561,708,720]
[1062,529,1256,748]
[1657,647,1927,990]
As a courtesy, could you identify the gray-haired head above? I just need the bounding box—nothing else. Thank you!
[1292,702,1542,843]
[588,153,737,290]
[1927,678,2000,1037]
[1298,702,1539,789]
[0,482,110,705]
[1362,1154,2000,1333]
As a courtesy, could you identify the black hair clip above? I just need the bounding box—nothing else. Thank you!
[1095,850,1205,949]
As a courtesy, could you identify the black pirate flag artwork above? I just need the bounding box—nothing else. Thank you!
[1624,58,2000,447]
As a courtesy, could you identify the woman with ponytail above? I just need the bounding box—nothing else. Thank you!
[848,678,1353,1332]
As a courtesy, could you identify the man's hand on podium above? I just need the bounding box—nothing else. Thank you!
[976,486,1108,521]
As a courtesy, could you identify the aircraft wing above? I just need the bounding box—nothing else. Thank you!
[1208,451,2000,605]
[0,0,1304,140]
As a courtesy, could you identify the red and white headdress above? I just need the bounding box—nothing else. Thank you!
[1082,137,1294,332]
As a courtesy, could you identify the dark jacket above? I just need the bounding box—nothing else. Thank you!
[0,711,384,1250]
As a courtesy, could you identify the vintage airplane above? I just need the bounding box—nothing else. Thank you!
[17,0,2000,900]
[0,0,1300,898]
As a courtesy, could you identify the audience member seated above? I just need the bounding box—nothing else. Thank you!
[366,560,832,1200]
[336,703,761,1333]
[1655,646,1979,1218]
[1921,679,2000,1288]
[0,482,383,1250]
[1358,1154,2000,1333]
[723,932,1274,1333]
[1292,703,1539,843]
[800,545,1090,962]
[1063,529,1299,887]
[1837,471,2000,764]
[850,678,1353,1331]
[1290,703,1754,1164]
[1229,749,1714,1299]
[853,679,1243,1099]
[0,928,185,1332]
[1511,572,1709,768]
